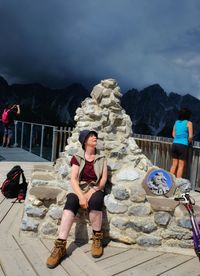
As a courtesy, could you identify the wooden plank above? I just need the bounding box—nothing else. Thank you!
[0,200,22,234]
[84,243,131,262]
[67,242,107,276]
[77,242,90,252]
[98,248,163,275]
[0,198,16,224]
[8,202,24,236]
[0,265,5,276]
[117,253,194,276]
[0,197,5,205]
[14,236,69,276]
[43,239,88,276]
[43,238,106,276]
[0,234,37,276]
[0,193,5,204]
[161,257,200,276]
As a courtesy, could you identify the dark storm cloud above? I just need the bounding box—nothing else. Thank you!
[0,0,200,97]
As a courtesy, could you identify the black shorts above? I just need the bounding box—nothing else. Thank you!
[171,143,188,160]
[4,126,13,138]
[64,191,104,215]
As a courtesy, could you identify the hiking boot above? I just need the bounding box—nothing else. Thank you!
[91,232,103,258]
[46,239,66,268]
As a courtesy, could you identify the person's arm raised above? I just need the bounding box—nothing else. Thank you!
[16,105,20,114]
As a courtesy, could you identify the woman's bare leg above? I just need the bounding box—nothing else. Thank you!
[89,210,102,231]
[58,210,75,240]
[2,135,6,145]
[170,158,178,176]
[6,136,11,146]
[46,209,74,268]
[177,160,185,178]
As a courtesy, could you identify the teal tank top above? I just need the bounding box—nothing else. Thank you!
[173,120,189,146]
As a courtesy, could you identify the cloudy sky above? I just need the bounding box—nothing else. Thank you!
[0,0,200,97]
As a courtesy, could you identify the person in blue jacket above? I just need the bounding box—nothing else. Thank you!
[170,108,193,178]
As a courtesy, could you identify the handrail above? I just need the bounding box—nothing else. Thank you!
[12,120,71,161]
[134,134,200,190]
[134,133,200,149]
[15,120,56,128]
[1,120,200,189]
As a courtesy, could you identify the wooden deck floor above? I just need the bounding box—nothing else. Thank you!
[0,155,200,275]
[1,195,200,276]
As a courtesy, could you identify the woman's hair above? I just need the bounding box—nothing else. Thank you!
[178,108,191,120]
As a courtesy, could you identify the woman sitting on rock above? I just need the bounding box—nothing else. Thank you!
[47,129,108,269]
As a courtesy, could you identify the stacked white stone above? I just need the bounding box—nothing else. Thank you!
[21,79,196,254]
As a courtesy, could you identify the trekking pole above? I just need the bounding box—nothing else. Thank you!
[174,192,200,259]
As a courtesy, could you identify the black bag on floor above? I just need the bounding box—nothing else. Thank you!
[1,165,28,200]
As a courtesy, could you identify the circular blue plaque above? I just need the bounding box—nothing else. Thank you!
[146,169,173,195]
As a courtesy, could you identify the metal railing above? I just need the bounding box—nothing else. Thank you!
[134,134,200,190]
[13,120,72,161]
[2,120,200,189]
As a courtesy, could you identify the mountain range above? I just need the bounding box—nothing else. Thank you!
[0,76,88,127]
[1,76,200,140]
[121,84,200,140]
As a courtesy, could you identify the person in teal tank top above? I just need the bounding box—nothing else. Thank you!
[170,108,193,178]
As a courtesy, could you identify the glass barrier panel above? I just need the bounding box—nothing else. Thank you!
[31,125,42,157]
[41,126,54,161]
[22,123,31,151]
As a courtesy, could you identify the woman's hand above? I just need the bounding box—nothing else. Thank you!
[71,164,88,208]
[79,194,88,209]
[84,188,96,202]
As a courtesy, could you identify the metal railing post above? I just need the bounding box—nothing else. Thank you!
[29,124,33,152]
[14,121,18,147]
[51,126,58,161]
[191,153,198,189]
[153,140,159,165]
[20,122,24,148]
[68,127,72,145]
[58,126,63,154]
[40,125,45,157]
[63,126,67,151]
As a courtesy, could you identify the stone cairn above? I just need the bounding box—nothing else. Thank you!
[21,79,200,254]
